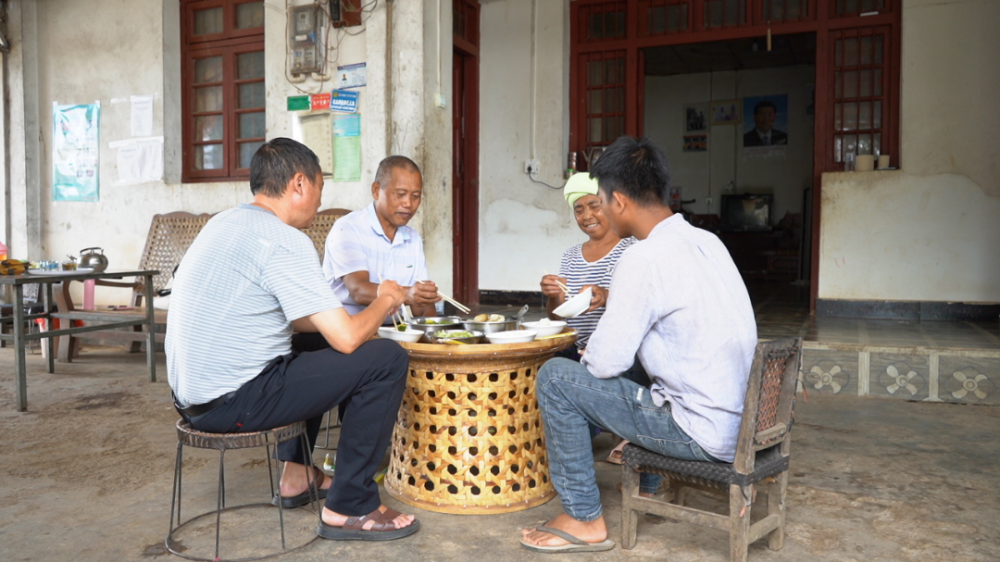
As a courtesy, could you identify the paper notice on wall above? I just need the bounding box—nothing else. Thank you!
[130,95,154,137]
[300,113,334,175]
[109,136,163,184]
[53,102,101,202]
[333,114,361,182]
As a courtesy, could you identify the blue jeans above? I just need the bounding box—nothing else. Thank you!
[537,357,720,521]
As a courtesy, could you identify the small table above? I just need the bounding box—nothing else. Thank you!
[384,332,576,514]
[0,269,159,411]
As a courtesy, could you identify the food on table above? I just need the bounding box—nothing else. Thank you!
[472,313,505,322]
[433,330,474,338]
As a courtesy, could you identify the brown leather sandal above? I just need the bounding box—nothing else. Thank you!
[317,506,420,541]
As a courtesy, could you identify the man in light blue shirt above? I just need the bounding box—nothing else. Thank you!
[520,136,756,553]
[323,156,441,318]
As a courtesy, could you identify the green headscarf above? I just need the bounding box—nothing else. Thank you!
[564,172,600,208]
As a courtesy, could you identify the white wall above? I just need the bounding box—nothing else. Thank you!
[4,0,454,304]
[478,0,575,292]
[818,0,1000,303]
[644,66,814,221]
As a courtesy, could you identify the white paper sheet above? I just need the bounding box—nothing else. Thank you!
[130,95,154,137]
[110,137,163,184]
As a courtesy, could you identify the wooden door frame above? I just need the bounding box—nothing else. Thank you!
[569,0,902,311]
[453,2,480,307]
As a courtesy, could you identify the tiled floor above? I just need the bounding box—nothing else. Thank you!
[746,281,1000,405]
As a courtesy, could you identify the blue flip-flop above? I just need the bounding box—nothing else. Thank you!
[520,525,616,553]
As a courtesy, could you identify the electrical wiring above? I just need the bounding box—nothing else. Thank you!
[526,169,566,190]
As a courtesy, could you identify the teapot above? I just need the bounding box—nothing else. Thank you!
[79,247,109,272]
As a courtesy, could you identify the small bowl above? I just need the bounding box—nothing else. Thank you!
[378,326,424,343]
[429,329,484,345]
[519,320,567,337]
[461,318,517,334]
[553,288,593,319]
[486,330,537,344]
[406,316,463,335]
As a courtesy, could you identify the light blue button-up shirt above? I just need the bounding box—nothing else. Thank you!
[582,214,757,462]
[323,202,429,316]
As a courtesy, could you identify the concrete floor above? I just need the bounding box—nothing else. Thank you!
[1,344,998,562]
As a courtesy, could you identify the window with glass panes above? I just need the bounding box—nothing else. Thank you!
[181,0,265,182]
[582,51,627,150]
[829,26,891,166]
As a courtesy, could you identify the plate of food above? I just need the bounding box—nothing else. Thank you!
[378,326,424,343]
[428,329,484,345]
[519,318,567,337]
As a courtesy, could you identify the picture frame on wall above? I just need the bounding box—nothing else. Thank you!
[710,100,741,126]
[684,104,708,133]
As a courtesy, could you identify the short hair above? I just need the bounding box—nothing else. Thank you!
[590,136,671,208]
[249,138,322,197]
[374,155,421,188]
[754,100,777,115]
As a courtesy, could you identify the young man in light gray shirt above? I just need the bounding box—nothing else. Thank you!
[521,136,757,553]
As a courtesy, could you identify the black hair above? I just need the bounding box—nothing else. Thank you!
[374,155,421,187]
[249,138,322,197]
[753,100,777,115]
[589,136,671,208]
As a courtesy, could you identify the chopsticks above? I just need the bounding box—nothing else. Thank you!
[378,274,407,328]
[437,291,471,315]
[543,270,571,296]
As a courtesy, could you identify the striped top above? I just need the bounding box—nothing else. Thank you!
[166,205,341,407]
[558,237,635,349]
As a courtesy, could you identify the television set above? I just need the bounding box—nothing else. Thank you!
[720,194,773,232]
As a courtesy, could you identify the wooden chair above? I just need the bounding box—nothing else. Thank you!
[620,337,802,562]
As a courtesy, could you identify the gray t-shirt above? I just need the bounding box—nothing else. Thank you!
[166,204,341,407]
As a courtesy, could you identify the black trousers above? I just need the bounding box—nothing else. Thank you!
[187,337,409,517]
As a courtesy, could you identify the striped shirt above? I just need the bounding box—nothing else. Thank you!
[582,214,757,462]
[323,203,429,316]
[558,237,635,349]
[166,205,341,407]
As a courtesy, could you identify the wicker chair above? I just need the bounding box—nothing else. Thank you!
[55,209,350,361]
[620,337,802,562]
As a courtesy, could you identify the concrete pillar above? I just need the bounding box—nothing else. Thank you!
[3,0,43,258]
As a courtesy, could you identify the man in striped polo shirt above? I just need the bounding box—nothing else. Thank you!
[166,138,420,541]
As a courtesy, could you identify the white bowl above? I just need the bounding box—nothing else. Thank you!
[486,330,537,344]
[552,288,593,319]
[520,319,567,337]
[378,326,424,343]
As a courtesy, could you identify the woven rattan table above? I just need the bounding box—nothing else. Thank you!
[384,331,576,514]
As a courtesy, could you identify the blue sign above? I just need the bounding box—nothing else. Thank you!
[330,90,358,113]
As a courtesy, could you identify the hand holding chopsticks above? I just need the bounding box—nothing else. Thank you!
[377,274,407,328]
[542,270,571,297]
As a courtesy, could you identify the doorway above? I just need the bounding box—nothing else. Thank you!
[642,34,816,312]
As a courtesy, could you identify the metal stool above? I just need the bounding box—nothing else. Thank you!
[166,420,320,561]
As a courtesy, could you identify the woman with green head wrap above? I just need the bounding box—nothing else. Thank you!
[540,172,635,361]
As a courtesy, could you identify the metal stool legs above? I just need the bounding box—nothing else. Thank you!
[166,421,320,561]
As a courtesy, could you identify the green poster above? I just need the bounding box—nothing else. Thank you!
[333,114,361,182]
[53,102,101,202]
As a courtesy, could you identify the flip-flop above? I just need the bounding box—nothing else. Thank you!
[520,525,616,553]
[317,506,420,541]
[272,466,328,509]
